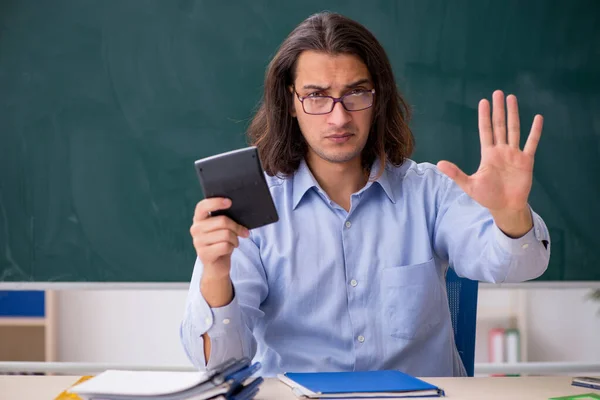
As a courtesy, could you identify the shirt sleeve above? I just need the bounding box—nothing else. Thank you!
[433,175,551,283]
[179,233,268,369]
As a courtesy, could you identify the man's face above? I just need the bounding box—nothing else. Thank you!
[292,51,374,166]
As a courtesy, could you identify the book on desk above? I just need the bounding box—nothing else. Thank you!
[278,369,445,398]
[66,358,262,400]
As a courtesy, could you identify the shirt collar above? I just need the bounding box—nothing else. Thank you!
[369,158,396,204]
[292,159,318,210]
[292,157,396,210]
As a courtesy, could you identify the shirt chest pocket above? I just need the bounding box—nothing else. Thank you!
[381,258,443,340]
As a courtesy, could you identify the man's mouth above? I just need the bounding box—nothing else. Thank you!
[326,133,354,143]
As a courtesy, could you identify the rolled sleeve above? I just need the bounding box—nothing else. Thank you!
[204,293,245,370]
[181,234,267,370]
[185,288,244,338]
[181,288,245,369]
[206,294,244,338]
[493,208,551,283]
[493,209,550,256]
[180,287,209,368]
[434,175,551,284]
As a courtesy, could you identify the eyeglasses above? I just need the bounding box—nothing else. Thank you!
[294,88,375,115]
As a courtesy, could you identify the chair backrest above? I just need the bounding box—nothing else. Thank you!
[445,267,479,377]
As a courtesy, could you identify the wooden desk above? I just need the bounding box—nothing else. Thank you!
[1,375,598,400]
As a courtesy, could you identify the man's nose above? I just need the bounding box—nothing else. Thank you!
[327,101,352,127]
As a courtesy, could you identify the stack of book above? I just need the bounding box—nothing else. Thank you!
[67,357,262,400]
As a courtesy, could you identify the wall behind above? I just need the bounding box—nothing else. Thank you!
[526,289,600,363]
[57,289,600,367]
[58,290,191,366]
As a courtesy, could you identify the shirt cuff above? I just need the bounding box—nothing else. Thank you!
[493,208,550,255]
[206,293,243,338]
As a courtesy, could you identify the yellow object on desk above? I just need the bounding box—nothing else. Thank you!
[53,375,93,400]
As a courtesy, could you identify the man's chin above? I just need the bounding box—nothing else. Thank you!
[319,150,362,164]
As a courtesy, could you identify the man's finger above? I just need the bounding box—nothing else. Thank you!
[201,242,235,260]
[437,160,470,193]
[196,215,249,237]
[194,229,240,248]
[492,90,507,145]
[506,94,520,148]
[478,99,493,148]
[194,198,231,222]
[523,114,544,156]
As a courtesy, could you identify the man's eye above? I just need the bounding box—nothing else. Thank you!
[306,92,325,97]
[349,89,367,95]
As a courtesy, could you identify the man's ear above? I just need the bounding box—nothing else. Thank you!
[288,85,297,118]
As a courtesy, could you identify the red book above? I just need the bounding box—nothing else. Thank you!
[488,328,506,377]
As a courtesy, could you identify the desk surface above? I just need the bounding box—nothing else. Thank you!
[1,375,599,400]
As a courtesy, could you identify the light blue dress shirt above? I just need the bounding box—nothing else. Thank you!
[180,159,550,377]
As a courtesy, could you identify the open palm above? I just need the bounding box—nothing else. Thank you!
[437,90,543,214]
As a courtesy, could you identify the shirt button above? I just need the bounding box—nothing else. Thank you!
[357,335,365,343]
[223,318,231,325]
[521,243,529,249]
[345,221,352,229]
[350,279,358,287]
[204,317,211,326]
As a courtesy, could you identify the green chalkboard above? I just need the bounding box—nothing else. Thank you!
[1,0,598,282]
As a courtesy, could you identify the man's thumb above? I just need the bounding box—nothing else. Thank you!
[437,160,469,191]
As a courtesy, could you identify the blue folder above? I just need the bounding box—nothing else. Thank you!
[278,370,445,398]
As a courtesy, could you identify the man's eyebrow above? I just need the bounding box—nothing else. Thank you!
[302,84,330,91]
[301,79,371,91]
[345,78,371,88]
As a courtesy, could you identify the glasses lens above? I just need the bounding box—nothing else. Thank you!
[303,97,334,114]
[342,91,373,111]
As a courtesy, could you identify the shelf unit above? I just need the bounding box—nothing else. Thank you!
[475,288,528,364]
[0,291,57,363]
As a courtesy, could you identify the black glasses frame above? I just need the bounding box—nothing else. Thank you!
[293,88,376,115]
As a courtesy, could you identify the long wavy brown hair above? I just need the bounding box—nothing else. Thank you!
[247,11,414,177]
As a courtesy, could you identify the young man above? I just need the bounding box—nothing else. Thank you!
[181,12,550,377]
